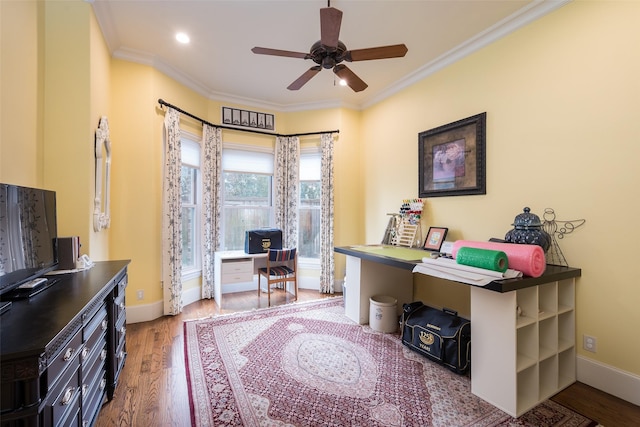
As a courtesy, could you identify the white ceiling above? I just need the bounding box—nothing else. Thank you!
[91,0,568,111]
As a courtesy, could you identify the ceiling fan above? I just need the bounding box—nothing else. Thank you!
[251,1,408,92]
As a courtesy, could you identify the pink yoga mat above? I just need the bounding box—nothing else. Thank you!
[451,240,546,277]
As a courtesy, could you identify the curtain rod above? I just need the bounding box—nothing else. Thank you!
[157,99,339,138]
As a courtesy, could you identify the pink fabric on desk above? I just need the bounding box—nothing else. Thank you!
[451,240,546,277]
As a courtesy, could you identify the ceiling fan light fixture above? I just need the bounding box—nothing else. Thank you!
[175,32,190,44]
[251,4,407,92]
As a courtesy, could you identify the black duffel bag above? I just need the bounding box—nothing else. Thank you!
[401,301,471,374]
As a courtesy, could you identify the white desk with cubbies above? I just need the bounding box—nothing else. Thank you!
[334,245,581,418]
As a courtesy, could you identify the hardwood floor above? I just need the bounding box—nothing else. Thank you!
[96,290,640,426]
[551,382,640,427]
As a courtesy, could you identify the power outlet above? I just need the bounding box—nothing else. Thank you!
[583,334,597,353]
[137,290,144,301]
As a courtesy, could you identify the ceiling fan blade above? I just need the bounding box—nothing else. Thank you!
[333,64,368,92]
[252,47,309,59]
[287,66,322,90]
[345,44,408,61]
[320,7,342,49]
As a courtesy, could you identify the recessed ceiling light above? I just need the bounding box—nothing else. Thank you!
[176,32,190,44]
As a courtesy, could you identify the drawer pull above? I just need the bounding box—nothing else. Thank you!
[82,384,88,396]
[100,378,107,390]
[81,347,90,361]
[120,326,126,335]
[119,302,125,310]
[118,350,125,360]
[100,349,108,361]
[101,319,108,330]
[63,347,76,362]
[61,387,76,405]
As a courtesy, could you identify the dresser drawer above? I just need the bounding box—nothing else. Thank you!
[46,330,83,392]
[82,372,107,427]
[221,259,253,274]
[221,271,253,284]
[221,260,253,284]
[114,274,128,299]
[84,303,108,342]
[113,291,126,321]
[115,315,126,347]
[114,338,127,383]
[82,346,107,420]
[41,356,81,426]
[83,341,107,386]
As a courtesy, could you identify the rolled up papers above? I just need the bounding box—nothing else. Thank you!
[452,240,546,277]
[456,247,508,273]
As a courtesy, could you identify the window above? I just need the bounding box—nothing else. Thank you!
[181,137,201,278]
[222,146,274,250]
[299,149,321,262]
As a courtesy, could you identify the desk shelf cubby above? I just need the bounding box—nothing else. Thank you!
[471,276,577,417]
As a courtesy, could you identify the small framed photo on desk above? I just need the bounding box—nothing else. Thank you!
[423,227,448,251]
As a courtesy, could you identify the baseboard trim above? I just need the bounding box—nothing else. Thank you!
[127,300,164,324]
[577,355,640,406]
[127,277,323,324]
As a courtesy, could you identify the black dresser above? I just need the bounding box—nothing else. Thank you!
[1,260,130,426]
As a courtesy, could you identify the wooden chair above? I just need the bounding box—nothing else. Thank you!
[257,248,298,306]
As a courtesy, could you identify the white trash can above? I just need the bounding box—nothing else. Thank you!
[369,295,398,333]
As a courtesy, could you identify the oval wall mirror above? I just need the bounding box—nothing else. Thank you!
[94,116,111,232]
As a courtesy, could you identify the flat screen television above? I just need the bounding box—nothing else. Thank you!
[0,183,59,296]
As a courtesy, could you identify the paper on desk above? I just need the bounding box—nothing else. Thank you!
[45,263,94,275]
[412,257,522,286]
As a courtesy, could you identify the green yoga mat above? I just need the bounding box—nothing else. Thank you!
[456,246,508,272]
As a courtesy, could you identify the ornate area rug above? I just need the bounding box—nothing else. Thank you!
[184,298,596,427]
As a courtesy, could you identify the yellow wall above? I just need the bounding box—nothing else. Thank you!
[360,1,640,375]
[88,4,112,260]
[1,0,109,257]
[1,0,42,186]
[109,59,208,304]
[2,0,638,379]
[42,1,92,245]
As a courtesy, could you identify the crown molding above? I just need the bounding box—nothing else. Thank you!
[362,0,571,109]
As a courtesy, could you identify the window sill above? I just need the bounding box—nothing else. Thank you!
[182,269,202,282]
[299,258,320,270]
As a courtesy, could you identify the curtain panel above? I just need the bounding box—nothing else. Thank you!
[201,124,222,299]
[274,136,300,248]
[319,133,335,294]
[162,108,183,315]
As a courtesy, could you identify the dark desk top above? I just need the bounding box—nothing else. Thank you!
[1,260,130,362]
[334,245,581,293]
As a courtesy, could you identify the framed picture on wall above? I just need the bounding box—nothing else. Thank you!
[418,112,486,197]
[220,107,276,132]
[423,227,448,251]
